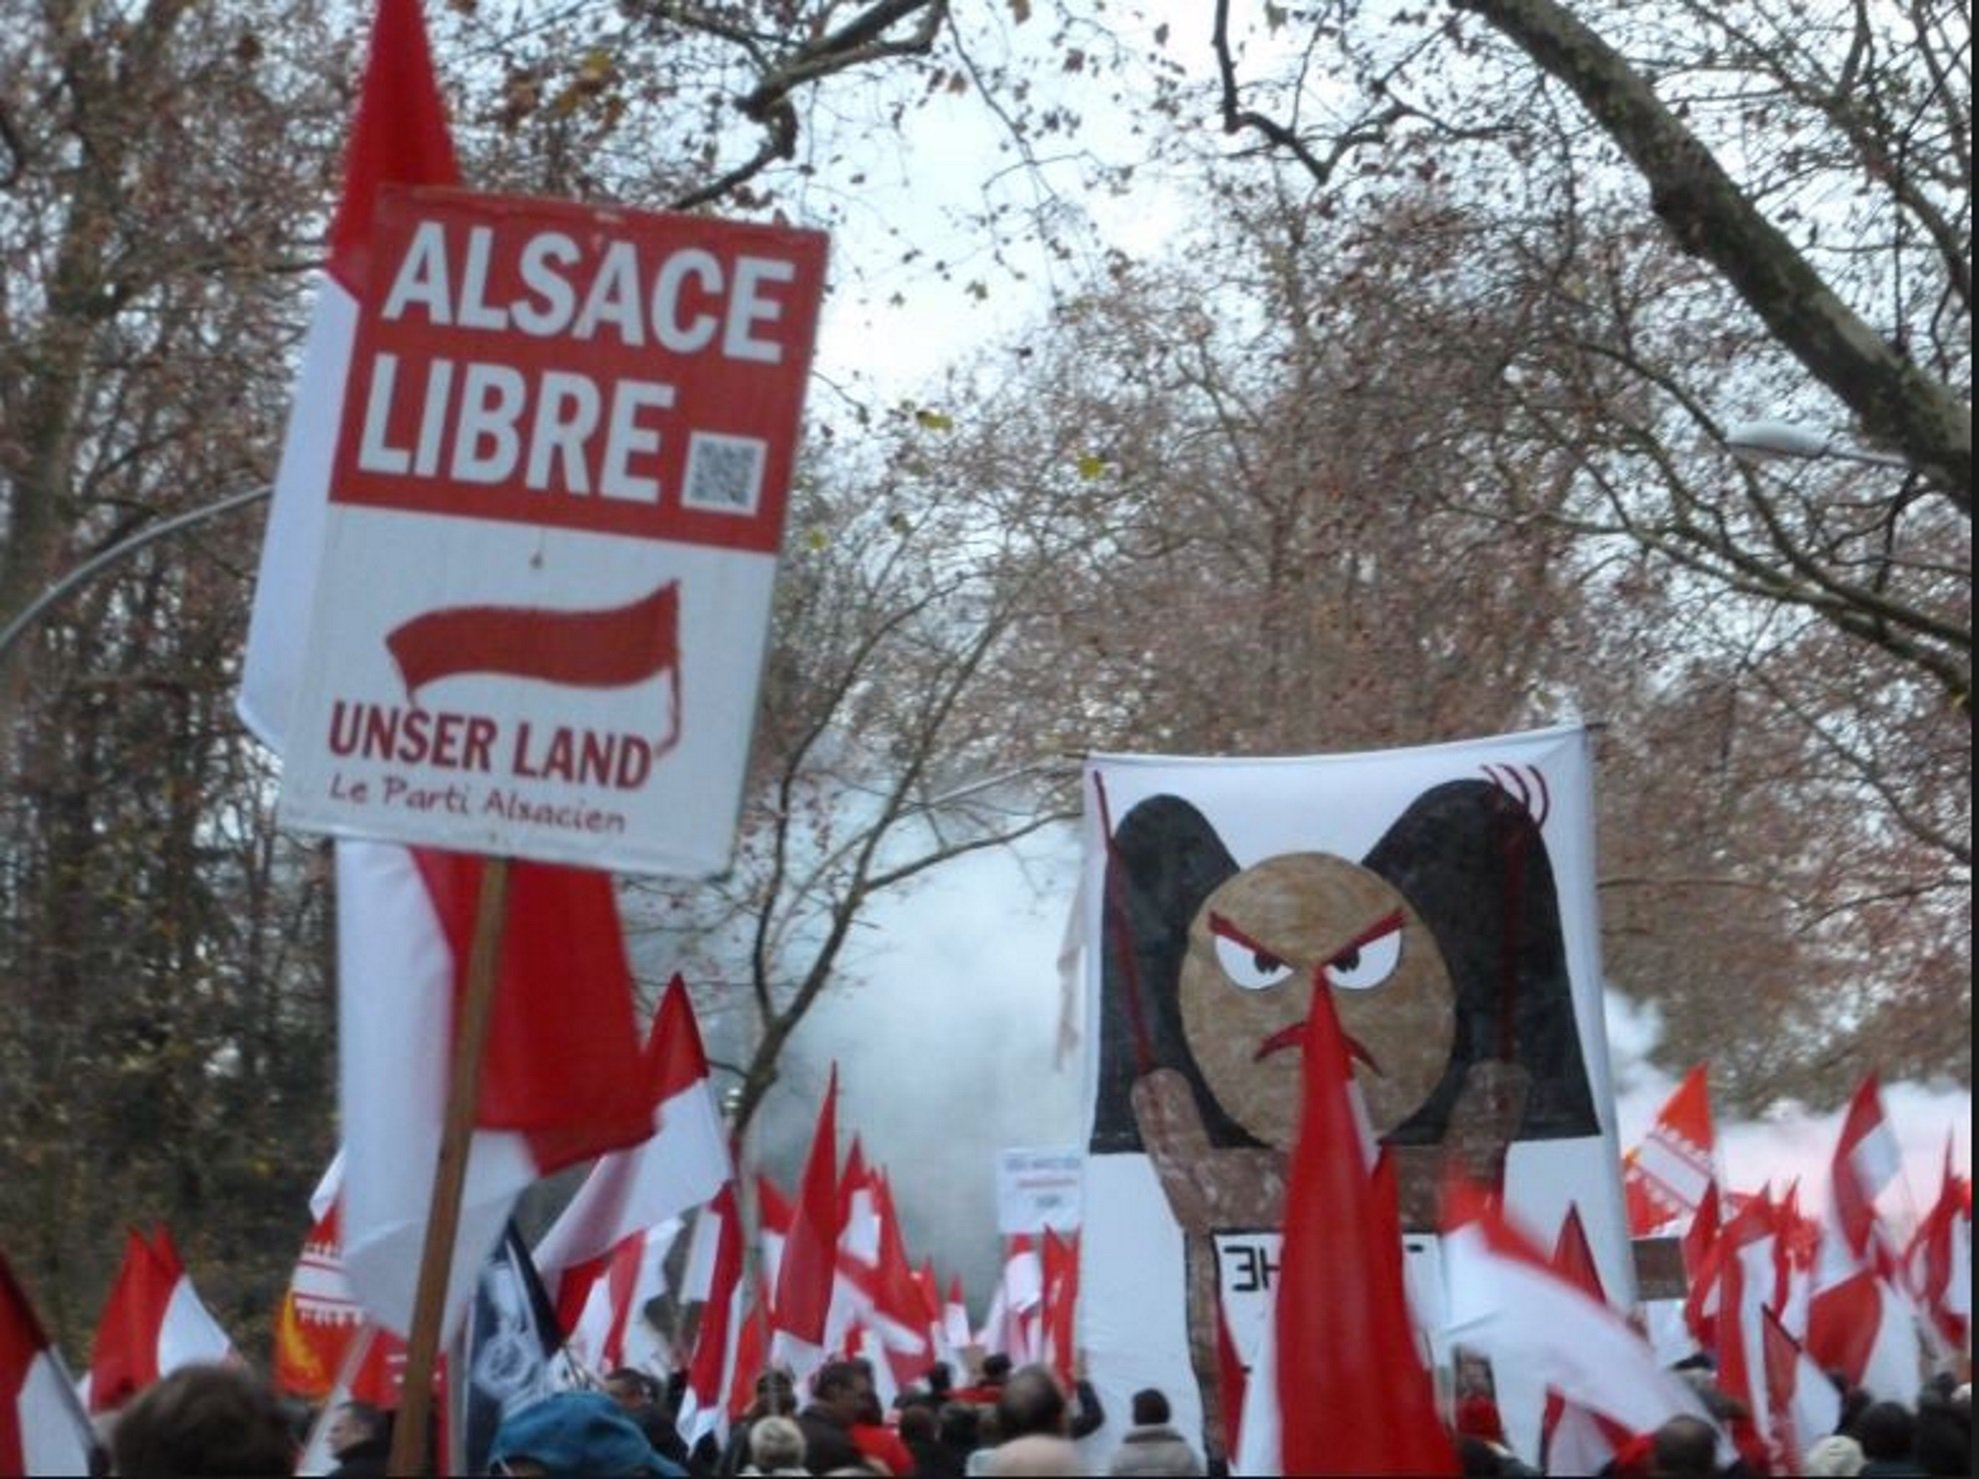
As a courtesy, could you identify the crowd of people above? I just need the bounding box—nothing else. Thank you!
[88,1346,1971,1478]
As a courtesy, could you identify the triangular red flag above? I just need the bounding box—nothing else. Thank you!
[774,1068,840,1349]
[1276,982,1454,1475]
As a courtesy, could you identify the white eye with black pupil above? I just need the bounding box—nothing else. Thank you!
[1325,927,1402,991]
[1214,932,1296,991]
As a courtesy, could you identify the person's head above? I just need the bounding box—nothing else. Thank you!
[1855,1401,1915,1462]
[853,1388,885,1426]
[748,1414,805,1472]
[1802,1433,1866,1477]
[925,1361,953,1398]
[898,1405,938,1446]
[749,1368,797,1420]
[108,1364,296,1478]
[811,1360,871,1425]
[1648,1414,1718,1479]
[980,1353,1012,1386]
[938,1400,980,1452]
[995,1364,1068,1440]
[604,1368,657,1413]
[1914,1397,1970,1477]
[988,1434,1083,1475]
[1130,1388,1170,1428]
[1836,1379,1873,1435]
[326,1399,389,1458]
[487,1390,668,1477]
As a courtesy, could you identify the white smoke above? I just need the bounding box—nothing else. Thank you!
[749,827,1968,1310]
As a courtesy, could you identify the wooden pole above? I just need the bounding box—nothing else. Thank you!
[388,854,512,1477]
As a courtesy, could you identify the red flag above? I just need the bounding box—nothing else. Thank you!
[1442,1183,1719,1457]
[679,1186,745,1447]
[1040,1228,1081,1389]
[1,1253,92,1477]
[533,976,732,1318]
[1276,981,1454,1476]
[1761,1307,1839,1474]
[1623,1065,1717,1234]
[1539,1209,1630,1475]
[85,1227,233,1415]
[1905,1146,1971,1349]
[1827,1076,1901,1271]
[773,1069,840,1356]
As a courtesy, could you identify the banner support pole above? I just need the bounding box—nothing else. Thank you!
[389,854,512,1476]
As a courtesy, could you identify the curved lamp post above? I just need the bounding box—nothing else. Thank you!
[0,485,271,667]
[1724,419,1911,470]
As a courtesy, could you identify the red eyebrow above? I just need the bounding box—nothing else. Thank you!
[1331,908,1406,962]
[1208,911,1279,960]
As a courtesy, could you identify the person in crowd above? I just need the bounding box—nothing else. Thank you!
[987,1434,1083,1476]
[993,1365,1069,1443]
[106,1364,297,1478]
[952,1353,1012,1406]
[723,1370,799,1476]
[937,1401,982,1474]
[1854,1401,1925,1477]
[487,1389,686,1477]
[606,1367,696,1473]
[742,1415,810,1476]
[1804,1433,1868,1477]
[324,1399,392,1479]
[902,1402,963,1479]
[1106,1388,1202,1477]
[900,1362,955,1416]
[1913,1381,1971,1478]
[1646,1414,1718,1479]
[795,1360,875,1475]
[849,1386,916,1476]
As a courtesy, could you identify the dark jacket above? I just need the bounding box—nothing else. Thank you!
[795,1405,868,1475]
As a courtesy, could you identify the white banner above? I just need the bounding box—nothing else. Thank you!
[1075,726,1627,1468]
[995,1147,1085,1235]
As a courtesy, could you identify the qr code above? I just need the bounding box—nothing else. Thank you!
[682,433,766,515]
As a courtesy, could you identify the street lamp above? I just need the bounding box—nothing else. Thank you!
[1723,419,1912,470]
[0,484,271,667]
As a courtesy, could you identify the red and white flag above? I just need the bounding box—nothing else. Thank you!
[273,1197,369,1401]
[1804,1077,1923,1401]
[1538,1209,1629,1477]
[1040,1228,1080,1389]
[977,1235,1044,1364]
[1708,1192,1780,1450]
[941,1274,971,1358]
[84,1227,233,1415]
[1623,1065,1717,1236]
[1,1252,93,1478]
[1904,1145,1971,1352]
[1760,1307,1840,1476]
[860,1175,935,1391]
[677,1186,746,1448]
[756,1175,792,1298]
[1267,979,1453,1476]
[534,976,731,1320]
[1821,1076,1904,1281]
[1441,1184,1717,1456]
[771,1070,841,1380]
[559,1219,680,1380]
[823,1138,879,1357]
